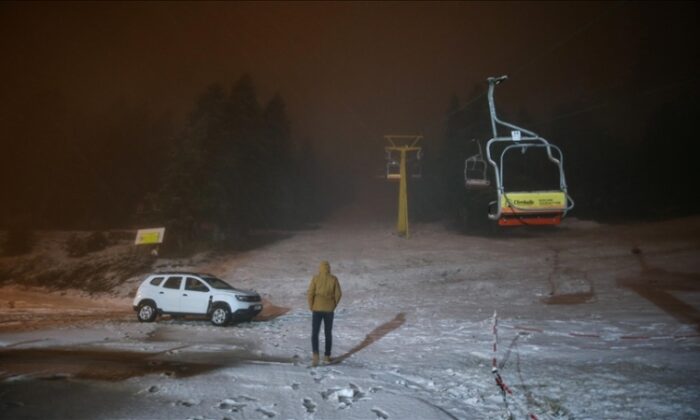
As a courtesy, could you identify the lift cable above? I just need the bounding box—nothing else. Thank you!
[423,1,626,135]
[511,1,626,79]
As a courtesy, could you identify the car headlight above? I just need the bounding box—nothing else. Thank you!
[235,295,259,302]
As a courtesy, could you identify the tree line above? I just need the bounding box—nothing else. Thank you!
[0,74,326,252]
[140,74,324,250]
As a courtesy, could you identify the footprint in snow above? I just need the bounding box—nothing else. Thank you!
[291,382,300,390]
[372,407,390,419]
[255,406,277,418]
[348,382,366,399]
[302,398,317,414]
[216,399,246,412]
[176,399,199,407]
[310,370,329,383]
[321,387,342,400]
[321,385,367,408]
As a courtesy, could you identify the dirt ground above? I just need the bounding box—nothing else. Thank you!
[0,288,289,332]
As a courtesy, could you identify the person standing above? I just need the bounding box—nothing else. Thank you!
[307,260,342,366]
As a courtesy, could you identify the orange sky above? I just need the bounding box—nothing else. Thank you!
[1,2,697,171]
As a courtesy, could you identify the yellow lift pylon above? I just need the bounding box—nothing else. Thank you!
[384,134,423,237]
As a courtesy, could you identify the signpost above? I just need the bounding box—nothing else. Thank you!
[134,227,165,245]
[134,227,165,256]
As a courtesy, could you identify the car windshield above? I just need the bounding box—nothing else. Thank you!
[203,276,235,290]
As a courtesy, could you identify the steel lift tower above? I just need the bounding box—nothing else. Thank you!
[384,134,423,237]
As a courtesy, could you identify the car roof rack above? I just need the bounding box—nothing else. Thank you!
[152,271,217,277]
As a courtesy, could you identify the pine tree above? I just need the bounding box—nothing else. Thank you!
[220,74,265,237]
[147,84,226,248]
[145,74,310,250]
[263,93,293,227]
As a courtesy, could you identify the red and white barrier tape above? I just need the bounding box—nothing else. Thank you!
[502,324,700,341]
[489,315,697,420]
[491,311,539,420]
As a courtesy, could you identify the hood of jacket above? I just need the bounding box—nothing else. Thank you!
[318,261,331,276]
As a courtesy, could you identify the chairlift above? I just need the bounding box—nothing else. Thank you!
[409,149,422,179]
[384,150,399,180]
[484,75,574,226]
[384,142,422,181]
[464,139,491,189]
[386,160,401,180]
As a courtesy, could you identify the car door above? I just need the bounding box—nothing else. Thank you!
[181,277,211,314]
[159,276,183,312]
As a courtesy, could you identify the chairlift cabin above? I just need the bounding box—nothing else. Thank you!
[385,150,401,180]
[484,75,574,226]
[464,139,491,189]
[409,149,423,179]
[384,135,423,182]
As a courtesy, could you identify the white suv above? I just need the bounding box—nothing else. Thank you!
[132,272,263,326]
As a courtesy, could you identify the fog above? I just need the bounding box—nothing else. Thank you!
[1,2,698,231]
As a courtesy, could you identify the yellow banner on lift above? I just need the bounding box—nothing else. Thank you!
[501,191,566,213]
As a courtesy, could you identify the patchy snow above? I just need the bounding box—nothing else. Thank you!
[1,214,699,419]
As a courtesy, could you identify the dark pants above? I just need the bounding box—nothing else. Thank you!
[311,311,334,356]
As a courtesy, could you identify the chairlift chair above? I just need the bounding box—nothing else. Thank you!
[386,160,401,180]
[484,75,574,226]
[384,137,422,181]
[464,139,491,189]
[409,149,423,179]
[385,150,401,180]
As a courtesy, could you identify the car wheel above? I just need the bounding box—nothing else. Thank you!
[210,305,230,326]
[137,301,157,322]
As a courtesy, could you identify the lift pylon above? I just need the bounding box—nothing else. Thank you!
[384,134,423,237]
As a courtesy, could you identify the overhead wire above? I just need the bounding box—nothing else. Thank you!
[528,76,699,128]
[220,2,694,174]
[229,3,628,147]
[510,1,626,78]
[443,3,700,141]
[424,1,625,135]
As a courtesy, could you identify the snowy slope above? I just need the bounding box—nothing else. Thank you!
[1,214,699,419]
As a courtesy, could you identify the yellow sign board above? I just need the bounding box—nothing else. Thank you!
[134,227,165,245]
[501,191,566,213]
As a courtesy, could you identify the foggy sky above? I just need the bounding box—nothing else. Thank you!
[1,1,698,174]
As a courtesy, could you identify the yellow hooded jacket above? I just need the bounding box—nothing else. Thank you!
[307,261,342,312]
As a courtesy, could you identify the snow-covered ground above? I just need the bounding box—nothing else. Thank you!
[1,208,699,419]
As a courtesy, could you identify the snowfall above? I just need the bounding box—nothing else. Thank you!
[1,200,699,419]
